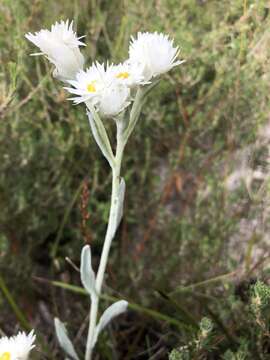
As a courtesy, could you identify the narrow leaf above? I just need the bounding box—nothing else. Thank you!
[93,300,128,345]
[123,81,160,145]
[80,245,96,296]
[54,318,79,360]
[87,109,115,167]
[113,178,125,235]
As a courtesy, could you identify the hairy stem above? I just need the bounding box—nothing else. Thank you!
[85,120,125,360]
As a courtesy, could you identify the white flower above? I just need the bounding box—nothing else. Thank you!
[0,330,36,360]
[107,62,146,88]
[25,20,85,82]
[65,62,131,117]
[99,84,130,117]
[64,62,107,105]
[128,32,183,81]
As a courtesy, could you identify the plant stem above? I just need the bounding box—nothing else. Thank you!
[85,120,125,360]
[85,294,98,360]
[0,275,31,331]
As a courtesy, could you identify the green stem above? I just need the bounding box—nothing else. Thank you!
[0,275,31,330]
[171,270,237,295]
[49,280,184,329]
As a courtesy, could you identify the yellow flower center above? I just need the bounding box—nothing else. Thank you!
[0,352,11,360]
[116,72,129,79]
[86,81,97,93]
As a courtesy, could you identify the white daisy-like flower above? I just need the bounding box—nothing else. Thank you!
[25,20,85,82]
[0,330,36,360]
[128,32,183,81]
[64,62,107,105]
[65,62,131,117]
[99,84,130,117]
[107,62,145,88]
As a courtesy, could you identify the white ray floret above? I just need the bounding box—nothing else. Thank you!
[25,20,85,82]
[0,330,36,360]
[128,32,183,81]
[107,62,146,88]
[65,62,108,105]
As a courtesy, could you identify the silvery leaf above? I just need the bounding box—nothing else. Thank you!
[123,82,160,145]
[87,109,115,168]
[113,178,125,236]
[123,88,144,144]
[93,300,128,345]
[54,318,79,360]
[80,245,96,296]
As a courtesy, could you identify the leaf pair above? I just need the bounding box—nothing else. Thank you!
[80,245,129,334]
[80,246,128,350]
[55,246,128,358]
[55,301,128,359]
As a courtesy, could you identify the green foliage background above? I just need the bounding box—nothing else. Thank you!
[1,0,270,358]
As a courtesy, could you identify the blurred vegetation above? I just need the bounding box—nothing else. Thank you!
[1,0,270,358]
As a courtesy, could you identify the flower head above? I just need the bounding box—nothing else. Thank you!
[99,84,130,117]
[65,62,131,117]
[107,62,146,88]
[128,32,183,81]
[25,20,85,82]
[0,331,36,360]
[65,62,107,105]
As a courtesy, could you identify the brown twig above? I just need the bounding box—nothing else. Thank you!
[80,178,92,245]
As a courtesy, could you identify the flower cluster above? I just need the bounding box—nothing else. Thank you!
[0,331,36,360]
[25,19,183,360]
[26,20,183,117]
